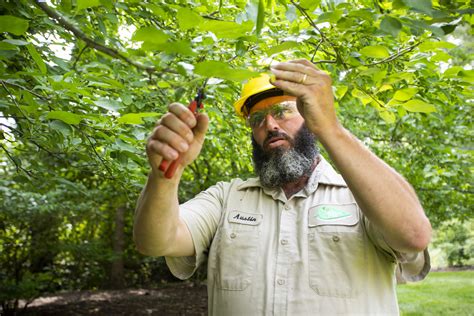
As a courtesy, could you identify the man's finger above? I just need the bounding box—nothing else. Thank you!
[193,113,209,143]
[150,125,190,154]
[168,102,197,127]
[147,139,179,161]
[160,112,194,144]
[270,62,316,76]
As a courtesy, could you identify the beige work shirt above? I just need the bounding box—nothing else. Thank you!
[166,157,430,315]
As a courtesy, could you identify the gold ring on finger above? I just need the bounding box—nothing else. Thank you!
[301,73,308,84]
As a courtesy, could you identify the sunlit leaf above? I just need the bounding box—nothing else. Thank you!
[402,99,436,113]
[194,61,259,82]
[77,0,101,11]
[267,41,299,55]
[94,98,123,111]
[46,111,84,125]
[360,46,390,58]
[0,15,29,35]
[132,27,169,44]
[199,20,253,39]
[118,113,159,125]
[177,7,203,30]
[393,88,418,101]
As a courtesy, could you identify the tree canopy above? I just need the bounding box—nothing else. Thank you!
[0,0,472,310]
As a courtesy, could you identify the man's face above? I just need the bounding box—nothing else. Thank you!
[249,101,305,151]
[249,101,318,188]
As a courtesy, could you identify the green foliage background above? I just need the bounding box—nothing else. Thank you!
[0,0,472,309]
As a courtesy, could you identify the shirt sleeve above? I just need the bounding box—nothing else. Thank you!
[165,181,225,280]
[362,214,431,283]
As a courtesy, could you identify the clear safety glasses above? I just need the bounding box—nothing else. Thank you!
[246,102,299,128]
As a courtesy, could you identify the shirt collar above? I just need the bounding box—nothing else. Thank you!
[236,155,347,193]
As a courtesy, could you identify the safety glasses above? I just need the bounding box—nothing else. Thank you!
[246,102,299,128]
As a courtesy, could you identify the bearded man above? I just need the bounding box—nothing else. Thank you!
[134,59,432,315]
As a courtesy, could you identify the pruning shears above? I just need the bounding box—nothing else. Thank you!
[158,80,208,179]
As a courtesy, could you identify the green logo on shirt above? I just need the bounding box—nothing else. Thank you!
[315,206,351,220]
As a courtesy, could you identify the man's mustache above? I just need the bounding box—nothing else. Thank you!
[263,131,292,148]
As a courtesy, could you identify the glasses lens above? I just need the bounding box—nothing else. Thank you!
[246,103,296,128]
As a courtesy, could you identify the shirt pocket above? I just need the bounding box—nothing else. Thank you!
[210,211,261,291]
[307,203,367,298]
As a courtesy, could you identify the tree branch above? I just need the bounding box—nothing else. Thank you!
[364,41,424,67]
[0,143,34,177]
[0,80,50,101]
[35,1,156,74]
[290,0,347,69]
[1,81,34,123]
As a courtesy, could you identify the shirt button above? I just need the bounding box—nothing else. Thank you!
[281,239,288,245]
[230,233,237,239]
[277,279,285,285]
[332,235,340,242]
[284,205,290,210]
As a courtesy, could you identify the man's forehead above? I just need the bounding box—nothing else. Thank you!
[249,96,297,114]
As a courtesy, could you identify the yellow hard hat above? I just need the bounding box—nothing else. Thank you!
[234,73,286,118]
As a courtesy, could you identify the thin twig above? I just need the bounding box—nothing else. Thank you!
[1,81,34,123]
[290,0,348,69]
[364,41,423,67]
[0,143,34,177]
[72,45,88,70]
[310,39,323,63]
[313,60,337,64]
[35,1,156,74]
[0,80,50,101]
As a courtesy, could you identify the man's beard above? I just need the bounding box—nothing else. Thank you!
[252,124,319,188]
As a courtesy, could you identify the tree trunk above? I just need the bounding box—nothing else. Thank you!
[109,205,125,289]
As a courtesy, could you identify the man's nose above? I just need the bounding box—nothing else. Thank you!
[263,113,280,131]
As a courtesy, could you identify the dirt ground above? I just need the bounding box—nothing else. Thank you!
[21,282,208,316]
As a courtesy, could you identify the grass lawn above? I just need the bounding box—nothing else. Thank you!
[397,271,474,315]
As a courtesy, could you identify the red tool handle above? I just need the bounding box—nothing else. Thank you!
[159,100,199,179]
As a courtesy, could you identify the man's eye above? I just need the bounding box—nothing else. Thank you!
[249,113,264,126]
[272,107,289,119]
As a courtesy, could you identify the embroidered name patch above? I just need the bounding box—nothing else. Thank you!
[229,211,262,226]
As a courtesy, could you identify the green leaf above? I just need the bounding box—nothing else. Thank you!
[256,0,265,36]
[0,15,29,36]
[118,113,159,125]
[266,41,299,55]
[359,46,390,58]
[132,27,169,44]
[142,40,195,56]
[46,111,84,125]
[351,88,371,106]
[77,0,102,10]
[26,44,47,74]
[401,0,433,16]
[402,99,436,113]
[194,61,259,82]
[378,110,396,124]
[418,40,456,52]
[199,20,253,39]
[0,42,19,51]
[177,7,203,30]
[94,98,123,111]
[431,51,451,62]
[393,88,418,101]
[316,10,343,23]
[3,39,29,46]
[300,0,320,11]
[49,120,73,137]
[380,16,402,37]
